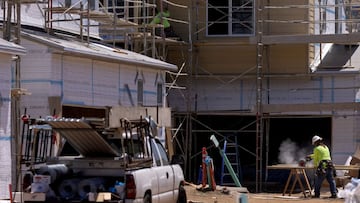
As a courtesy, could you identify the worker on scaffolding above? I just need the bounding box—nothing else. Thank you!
[150,4,178,38]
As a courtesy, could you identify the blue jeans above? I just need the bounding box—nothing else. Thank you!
[314,167,337,197]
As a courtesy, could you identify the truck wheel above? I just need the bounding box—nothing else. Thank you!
[143,193,151,203]
[177,185,187,203]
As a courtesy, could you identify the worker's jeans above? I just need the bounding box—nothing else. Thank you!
[314,167,337,197]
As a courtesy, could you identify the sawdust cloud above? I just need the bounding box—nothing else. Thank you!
[278,138,308,164]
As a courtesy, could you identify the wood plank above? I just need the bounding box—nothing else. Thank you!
[268,164,360,170]
[166,127,174,158]
[195,33,360,45]
[263,102,360,113]
[262,33,360,44]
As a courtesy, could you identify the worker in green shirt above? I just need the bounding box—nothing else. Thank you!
[151,8,171,28]
[150,6,178,38]
[306,135,337,198]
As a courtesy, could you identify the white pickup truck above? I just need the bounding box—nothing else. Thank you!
[19,116,187,203]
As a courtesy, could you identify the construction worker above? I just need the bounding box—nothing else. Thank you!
[306,135,337,198]
[150,6,177,38]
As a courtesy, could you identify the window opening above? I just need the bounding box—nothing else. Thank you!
[207,0,254,36]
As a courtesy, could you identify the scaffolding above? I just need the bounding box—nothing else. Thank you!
[41,0,188,60]
[170,0,360,193]
[4,0,360,193]
[1,0,189,61]
[1,0,24,194]
[1,0,190,193]
[13,0,360,192]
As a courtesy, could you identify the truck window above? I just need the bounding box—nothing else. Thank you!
[106,136,145,158]
[151,140,161,166]
[154,139,169,166]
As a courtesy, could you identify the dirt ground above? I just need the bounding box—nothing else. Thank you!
[184,183,346,203]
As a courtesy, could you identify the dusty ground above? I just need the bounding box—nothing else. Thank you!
[185,183,346,203]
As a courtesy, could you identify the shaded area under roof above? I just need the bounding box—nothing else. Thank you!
[316,44,360,72]
[318,44,359,69]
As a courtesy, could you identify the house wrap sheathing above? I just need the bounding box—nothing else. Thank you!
[166,0,360,173]
[19,30,177,117]
[0,39,26,199]
[0,30,176,199]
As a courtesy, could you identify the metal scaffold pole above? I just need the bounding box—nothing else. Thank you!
[256,0,264,193]
[4,0,23,194]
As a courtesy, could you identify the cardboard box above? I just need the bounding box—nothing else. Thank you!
[33,175,51,185]
[31,182,49,193]
[335,176,351,188]
[348,148,360,178]
[96,192,112,202]
[87,192,112,202]
[12,192,46,202]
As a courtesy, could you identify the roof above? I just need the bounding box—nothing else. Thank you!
[0,38,26,55]
[21,30,178,72]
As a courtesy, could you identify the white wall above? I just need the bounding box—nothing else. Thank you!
[118,65,161,107]
[62,56,93,106]
[169,75,358,112]
[268,76,357,104]
[20,40,53,117]
[92,60,120,106]
[168,74,360,164]
[332,113,358,164]
[0,53,15,199]
[19,38,167,118]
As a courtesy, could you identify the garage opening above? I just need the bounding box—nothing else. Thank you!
[60,105,108,156]
[177,115,331,192]
[62,105,107,118]
[265,116,331,192]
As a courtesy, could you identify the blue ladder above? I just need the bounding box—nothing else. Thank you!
[220,136,242,186]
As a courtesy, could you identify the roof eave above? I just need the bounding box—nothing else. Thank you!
[61,47,178,72]
[0,44,27,55]
[22,31,178,72]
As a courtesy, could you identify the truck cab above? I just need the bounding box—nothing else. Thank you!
[125,136,185,203]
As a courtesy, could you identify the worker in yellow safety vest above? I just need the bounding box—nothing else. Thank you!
[306,135,337,198]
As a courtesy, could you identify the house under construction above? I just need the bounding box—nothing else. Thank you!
[1,0,360,194]
[165,0,360,192]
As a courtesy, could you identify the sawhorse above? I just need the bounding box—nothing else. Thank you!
[282,168,312,197]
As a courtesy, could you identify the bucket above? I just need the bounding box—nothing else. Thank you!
[235,192,248,203]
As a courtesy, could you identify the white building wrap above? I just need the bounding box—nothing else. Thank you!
[0,59,13,199]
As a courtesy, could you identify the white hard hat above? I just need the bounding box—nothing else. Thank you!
[312,135,322,145]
